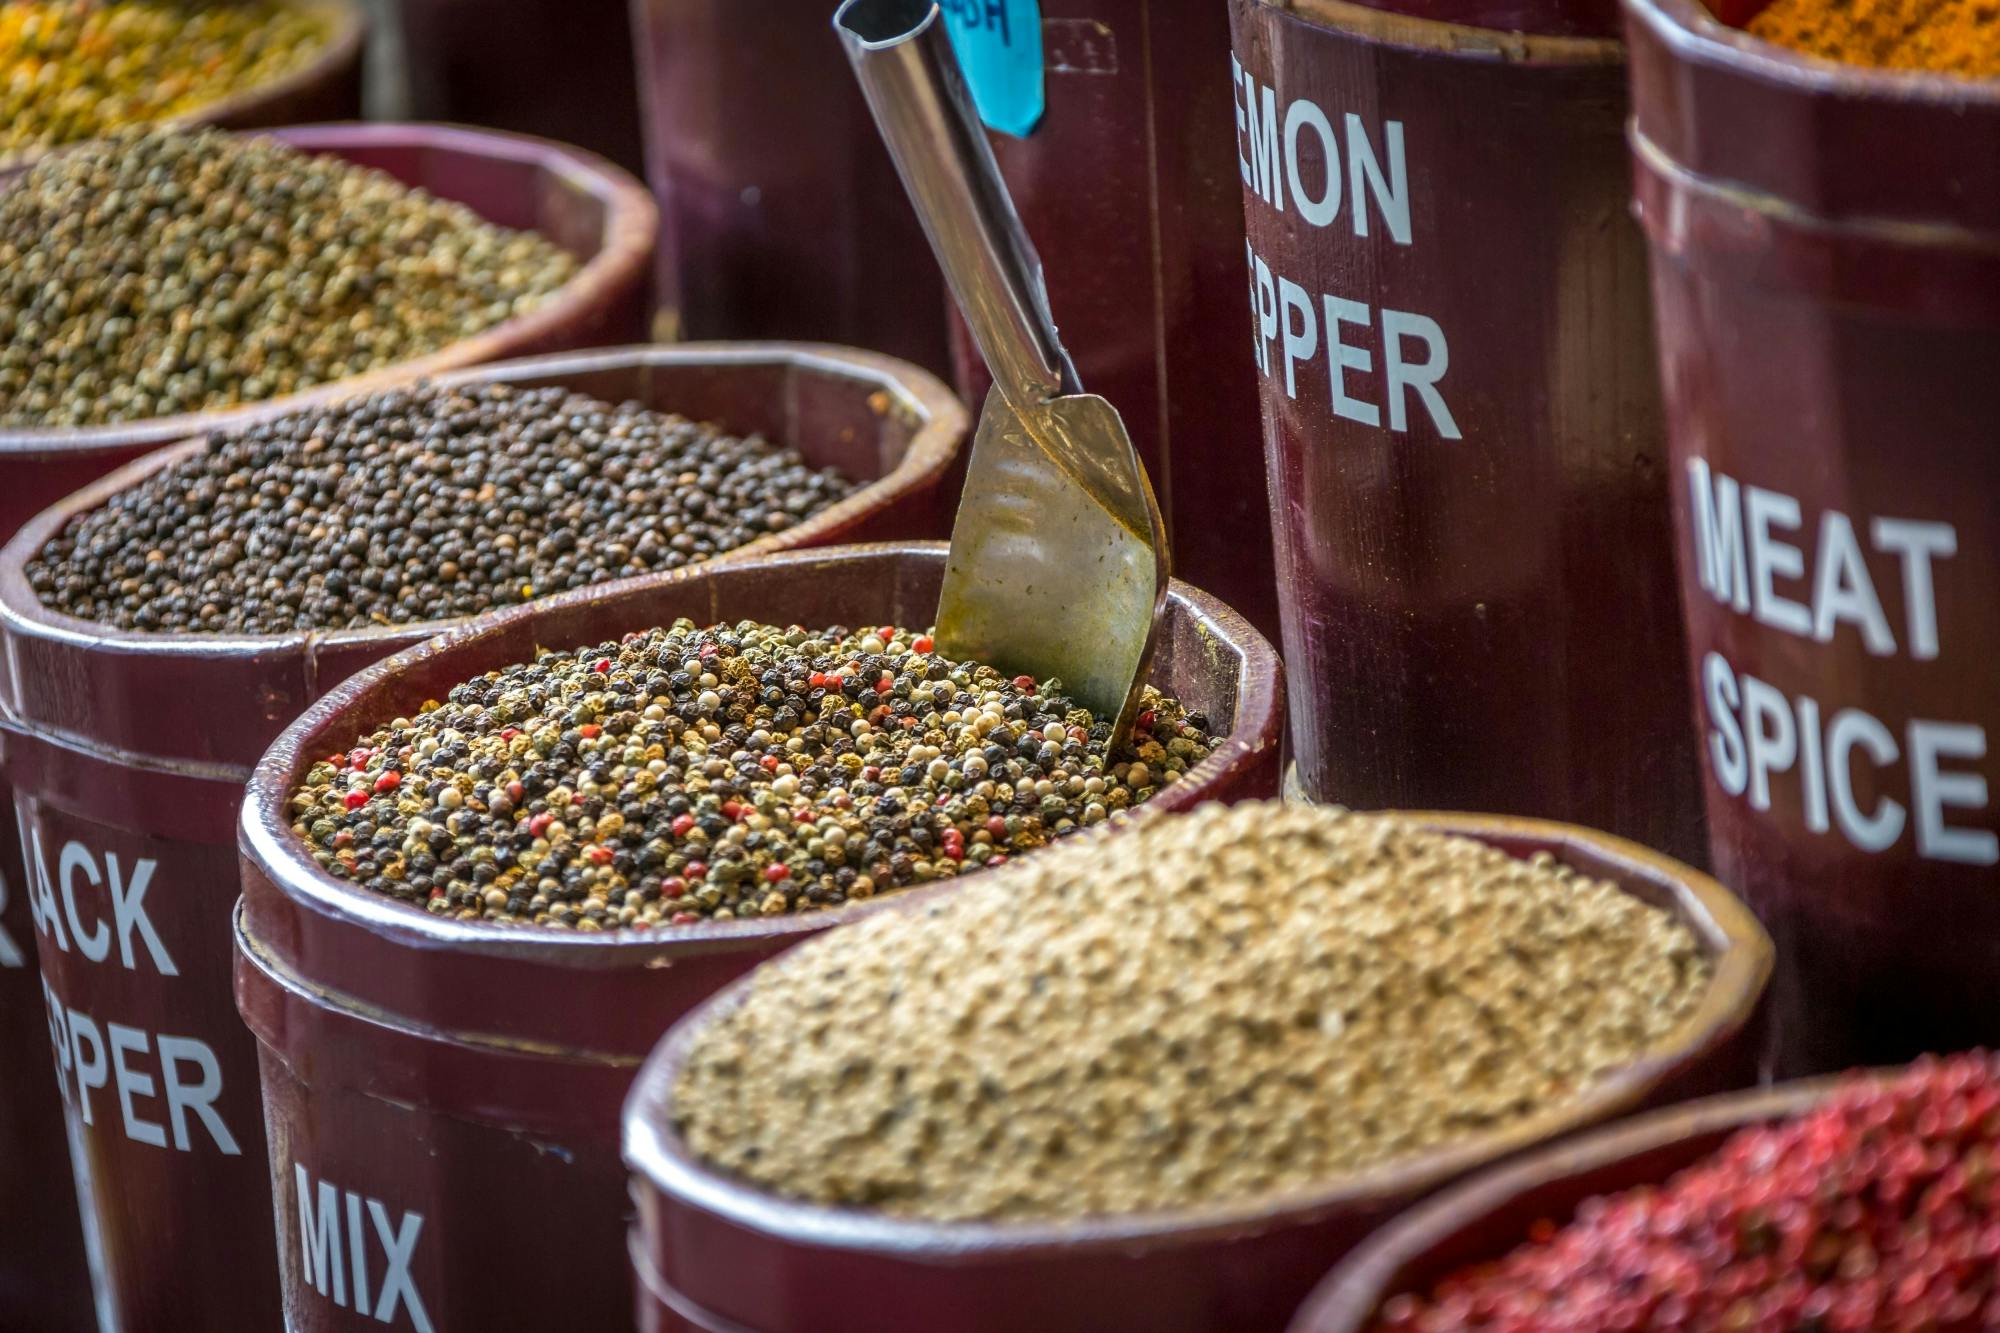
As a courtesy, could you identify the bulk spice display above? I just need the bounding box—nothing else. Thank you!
[0,1,331,154]
[1748,0,2000,74]
[1371,1053,2000,1332]
[285,621,1214,928]
[27,380,858,631]
[0,127,576,427]
[672,803,1711,1220]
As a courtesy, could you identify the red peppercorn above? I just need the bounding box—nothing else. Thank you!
[874,676,893,694]
[913,635,935,653]
[578,724,601,739]
[528,812,555,838]
[986,816,1009,838]
[1374,1053,2000,1333]
[373,771,401,793]
[343,790,368,810]
[661,876,686,897]
[500,727,521,741]
[671,912,701,925]
[586,846,614,866]
[1135,709,1156,732]
[591,658,611,674]
[942,844,964,862]
[763,863,791,883]
[685,860,708,880]
[671,814,696,838]
[1012,675,1037,691]
[760,755,781,772]
[722,801,744,821]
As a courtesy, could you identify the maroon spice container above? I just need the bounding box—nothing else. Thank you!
[0,345,966,1332]
[233,541,1282,1333]
[1288,1076,1847,1331]
[945,0,1282,636]
[623,813,1770,1333]
[394,0,646,175]
[1625,0,2000,1075]
[1231,0,1703,862]
[628,0,950,368]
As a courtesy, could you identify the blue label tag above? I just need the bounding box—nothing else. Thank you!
[939,0,1045,138]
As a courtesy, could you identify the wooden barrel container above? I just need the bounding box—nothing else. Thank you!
[1625,0,2000,1074]
[1289,1077,1854,1330]
[0,346,966,1332]
[623,815,1769,1333]
[628,0,950,369]
[235,541,1283,1333]
[394,0,647,175]
[1231,0,1704,864]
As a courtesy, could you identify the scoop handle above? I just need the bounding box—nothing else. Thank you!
[836,0,1079,406]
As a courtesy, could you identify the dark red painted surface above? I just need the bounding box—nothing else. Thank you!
[1291,1077,1846,1331]
[945,0,1282,640]
[0,346,965,1333]
[0,420,251,1333]
[1626,0,2000,1076]
[0,121,659,460]
[629,0,951,371]
[624,813,1766,1333]
[397,0,646,175]
[234,542,1281,1333]
[1232,0,1704,866]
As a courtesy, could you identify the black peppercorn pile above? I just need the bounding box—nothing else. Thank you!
[28,380,858,633]
[0,127,578,427]
[286,620,1216,931]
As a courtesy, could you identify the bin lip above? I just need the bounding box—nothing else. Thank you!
[237,540,1284,964]
[1623,0,2000,104]
[0,0,371,178]
[1250,0,1626,63]
[0,118,660,455]
[1289,1073,1882,1330]
[0,340,969,664]
[619,812,1773,1259]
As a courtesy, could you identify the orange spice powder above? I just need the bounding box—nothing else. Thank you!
[1747,0,2000,76]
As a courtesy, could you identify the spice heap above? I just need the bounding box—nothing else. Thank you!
[1374,1053,2000,1332]
[672,803,1712,1222]
[29,381,857,632]
[287,620,1214,930]
[1748,0,2000,76]
[0,128,577,427]
[0,1,333,155]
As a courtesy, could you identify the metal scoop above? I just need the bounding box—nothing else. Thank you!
[836,0,1169,744]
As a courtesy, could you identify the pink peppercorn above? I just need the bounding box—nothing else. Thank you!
[1374,1053,2000,1333]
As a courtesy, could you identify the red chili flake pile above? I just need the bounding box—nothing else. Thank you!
[1374,1052,2000,1333]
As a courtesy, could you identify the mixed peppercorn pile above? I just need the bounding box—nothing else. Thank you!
[1373,1052,2000,1332]
[288,619,1214,930]
[30,381,857,633]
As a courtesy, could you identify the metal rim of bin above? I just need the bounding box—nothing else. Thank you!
[1260,0,1625,61]
[622,811,1773,1258]
[0,119,660,455]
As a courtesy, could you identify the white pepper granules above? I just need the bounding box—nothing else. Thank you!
[0,127,577,427]
[672,802,1714,1222]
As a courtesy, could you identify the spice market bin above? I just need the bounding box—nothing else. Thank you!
[1626,0,2000,1077]
[394,0,646,175]
[944,0,1281,636]
[0,0,368,175]
[622,812,1770,1333]
[1287,1076,1849,1330]
[0,346,969,1333]
[233,540,1283,1333]
[0,440,180,1332]
[629,0,949,368]
[1231,0,1703,863]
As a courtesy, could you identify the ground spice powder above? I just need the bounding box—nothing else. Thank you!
[673,803,1713,1222]
[1748,0,2000,76]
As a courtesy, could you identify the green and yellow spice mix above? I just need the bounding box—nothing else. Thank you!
[0,127,577,427]
[673,803,1714,1222]
[287,621,1215,929]
[0,1,333,155]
